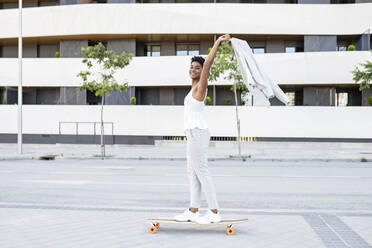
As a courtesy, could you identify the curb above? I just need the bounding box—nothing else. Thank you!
[1,155,370,163]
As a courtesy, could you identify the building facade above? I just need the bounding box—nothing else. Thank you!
[1,0,372,107]
[0,1,372,144]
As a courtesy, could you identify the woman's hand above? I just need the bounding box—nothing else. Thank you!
[217,34,231,43]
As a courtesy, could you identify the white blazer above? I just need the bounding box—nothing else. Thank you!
[230,37,290,105]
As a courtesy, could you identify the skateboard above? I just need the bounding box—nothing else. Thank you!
[147,218,248,236]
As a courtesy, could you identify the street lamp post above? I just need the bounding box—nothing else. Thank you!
[213,0,216,106]
[18,0,23,154]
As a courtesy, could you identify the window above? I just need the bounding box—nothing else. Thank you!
[337,40,354,51]
[331,0,355,3]
[285,40,304,53]
[188,44,200,56]
[337,46,347,51]
[37,44,59,58]
[176,44,200,56]
[336,92,348,106]
[281,88,303,106]
[0,88,4,104]
[241,91,253,106]
[285,46,304,53]
[36,88,58,105]
[176,0,208,2]
[296,47,304,52]
[145,45,161,57]
[285,92,296,106]
[252,47,265,54]
[285,47,296,53]
[240,0,266,3]
[87,90,101,105]
[38,0,59,6]
[176,45,188,56]
[88,40,107,48]
[136,0,172,3]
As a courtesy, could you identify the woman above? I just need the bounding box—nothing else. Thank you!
[174,34,231,224]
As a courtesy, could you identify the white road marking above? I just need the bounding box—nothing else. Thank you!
[19,180,186,186]
[88,166,134,170]
[95,182,187,186]
[49,172,119,175]
[22,180,91,185]
[0,171,130,176]
[166,174,372,179]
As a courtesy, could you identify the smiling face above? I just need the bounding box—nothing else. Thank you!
[189,61,202,80]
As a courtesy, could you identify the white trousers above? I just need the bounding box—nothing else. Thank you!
[185,128,219,210]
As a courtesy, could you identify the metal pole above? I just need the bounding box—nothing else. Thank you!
[233,86,241,158]
[366,29,371,50]
[213,0,216,105]
[18,0,23,155]
[213,34,216,106]
[101,95,105,159]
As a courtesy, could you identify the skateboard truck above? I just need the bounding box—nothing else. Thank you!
[226,224,235,236]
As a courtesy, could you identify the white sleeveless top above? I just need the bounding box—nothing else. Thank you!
[184,86,208,131]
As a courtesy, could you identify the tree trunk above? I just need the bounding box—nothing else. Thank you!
[233,86,241,158]
[101,95,105,160]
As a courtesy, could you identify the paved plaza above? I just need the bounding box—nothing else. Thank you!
[0,150,371,248]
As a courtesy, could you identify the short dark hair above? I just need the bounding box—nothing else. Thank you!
[191,56,205,67]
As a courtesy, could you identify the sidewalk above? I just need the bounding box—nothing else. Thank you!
[1,141,372,162]
[2,204,371,248]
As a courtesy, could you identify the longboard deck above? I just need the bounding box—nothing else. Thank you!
[147,218,248,235]
[148,218,248,226]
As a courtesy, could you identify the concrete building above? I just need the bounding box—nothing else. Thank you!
[0,1,372,144]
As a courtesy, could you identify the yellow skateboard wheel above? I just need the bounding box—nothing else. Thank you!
[149,226,157,234]
[227,227,235,236]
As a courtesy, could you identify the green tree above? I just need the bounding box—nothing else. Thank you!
[208,42,248,97]
[77,42,133,159]
[208,41,248,157]
[205,96,211,105]
[368,96,372,106]
[352,51,372,91]
[130,96,137,105]
[347,45,356,51]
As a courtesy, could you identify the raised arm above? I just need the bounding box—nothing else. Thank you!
[193,34,231,101]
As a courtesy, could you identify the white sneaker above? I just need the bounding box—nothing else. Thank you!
[195,210,221,224]
[174,209,199,222]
